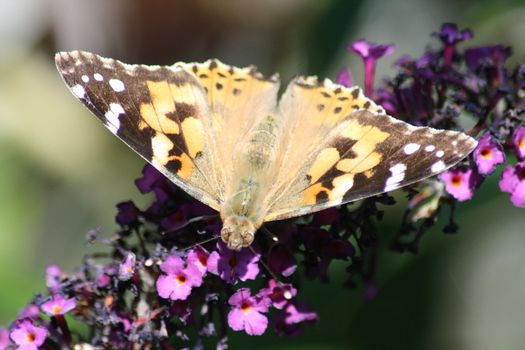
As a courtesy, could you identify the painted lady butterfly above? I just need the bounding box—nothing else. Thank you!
[55,51,477,250]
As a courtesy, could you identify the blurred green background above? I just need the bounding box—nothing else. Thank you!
[1,0,525,349]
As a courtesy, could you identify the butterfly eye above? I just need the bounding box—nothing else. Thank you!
[220,226,234,241]
[241,230,254,242]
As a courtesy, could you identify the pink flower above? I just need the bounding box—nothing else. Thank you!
[207,242,260,284]
[473,134,505,175]
[18,305,39,319]
[156,255,203,301]
[227,288,270,336]
[10,320,48,350]
[499,161,525,208]
[259,279,297,309]
[349,39,395,95]
[335,68,353,87]
[41,294,77,316]
[118,252,136,281]
[268,245,297,277]
[45,264,61,293]
[440,168,480,201]
[274,301,318,336]
[513,125,525,159]
[0,328,9,350]
[186,246,210,275]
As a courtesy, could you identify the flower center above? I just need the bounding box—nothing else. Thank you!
[176,274,187,284]
[451,175,463,187]
[229,255,239,268]
[518,137,525,150]
[241,301,252,313]
[26,332,36,343]
[52,305,63,314]
[517,166,525,180]
[198,255,207,267]
[480,148,492,159]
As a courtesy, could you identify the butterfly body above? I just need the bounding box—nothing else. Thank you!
[55,51,477,250]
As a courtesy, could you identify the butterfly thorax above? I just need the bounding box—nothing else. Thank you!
[220,115,281,250]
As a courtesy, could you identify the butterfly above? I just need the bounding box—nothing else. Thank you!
[55,51,477,250]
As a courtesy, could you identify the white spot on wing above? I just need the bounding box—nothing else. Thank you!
[431,160,446,173]
[425,145,435,152]
[436,150,444,158]
[385,163,407,192]
[81,75,89,83]
[109,79,125,92]
[94,73,103,81]
[403,143,420,155]
[390,163,407,175]
[72,84,86,98]
[104,103,124,134]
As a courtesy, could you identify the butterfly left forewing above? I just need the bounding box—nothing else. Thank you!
[264,80,477,221]
[55,51,223,210]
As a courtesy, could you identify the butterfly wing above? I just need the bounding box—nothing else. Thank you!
[264,77,477,221]
[55,51,222,210]
[172,59,280,197]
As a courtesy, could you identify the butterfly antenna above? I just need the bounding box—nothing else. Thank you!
[181,235,220,251]
[162,214,219,235]
[248,245,284,285]
[261,225,280,244]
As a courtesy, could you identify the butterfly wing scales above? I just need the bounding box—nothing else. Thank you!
[55,51,222,210]
[264,78,477,221]
[173,59,280,197]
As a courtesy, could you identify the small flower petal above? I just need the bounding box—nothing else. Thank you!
[10,320,48,349]
[41,295,77,316]
[473,134,505,175]
[499,161,525,208]
[118,252,136,280]
[0,328,9,350]
[440,168,479,201]
[227,288,269,336]
[335,68,353,87]
[512,126,525,159]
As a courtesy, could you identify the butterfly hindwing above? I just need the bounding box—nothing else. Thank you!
[55,51,222,210]
[264,78,476,221]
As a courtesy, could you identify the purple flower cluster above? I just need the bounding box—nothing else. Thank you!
[1,23,524,348]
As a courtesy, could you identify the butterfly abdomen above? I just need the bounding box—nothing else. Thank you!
[219,115,281,249]
[242,114,280,170]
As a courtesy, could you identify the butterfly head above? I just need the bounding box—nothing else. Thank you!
[220,215,256,250]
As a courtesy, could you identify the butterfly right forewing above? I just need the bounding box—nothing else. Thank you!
[264,77,476,221]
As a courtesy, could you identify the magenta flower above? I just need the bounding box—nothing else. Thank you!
[433,23,472,69]
[46,264,61,293]
[18,305,39,319]
[207,242,260,284]
[499,161,525,208]
[349,39,394,95]
[335,68,353,87]
[116,201,140,226]
[473,134,505,175]
[156,255,203,300]
[513,126,525,159]
[227,288,270,336]
[0,328,9,350]
[118,252,136,281]
[10,320,48,350]
[274,301,318,336]
[186,246,211,275]
[41,294,77,316]
[268,244,297,277]
[440,168,480,201]
[433,23,473,46]
[260,279,297,309]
